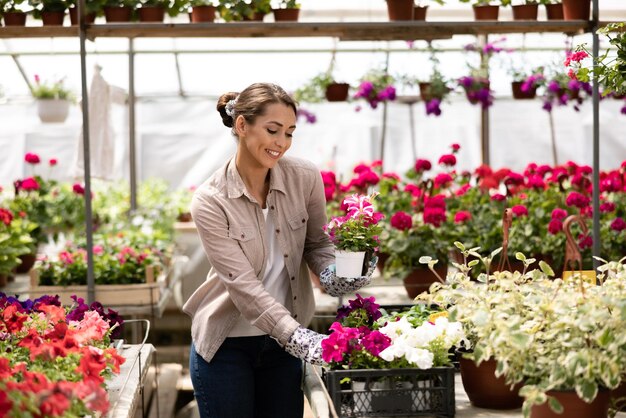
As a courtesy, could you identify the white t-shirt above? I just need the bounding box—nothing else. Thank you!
[228,207,292,337]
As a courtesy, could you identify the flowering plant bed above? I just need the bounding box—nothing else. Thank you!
[0,292,125,416]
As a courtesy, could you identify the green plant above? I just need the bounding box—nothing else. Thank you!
[0,0,26,13]
[218,0,270,21]
[28,0,67,16]
[189,0,215,6]
[0,208,35,276]
[272,0,299,9]
[102,0,134,8]
[293,72,336,103]
[423,248,626,417]
[458,0,511,6]
[65,0,106,14]
[325,193,383,253]
[137,0,188,16]
[30,75,75,102]
[414,0,445,5]
[568,23,626,96]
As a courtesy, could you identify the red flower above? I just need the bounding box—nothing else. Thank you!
[76,346,107,384]
[551,208,568,220]
[40,392,71,417]
[0,390,12,415]
[526,174,546,189]
[0,208,13,226]
[424,194,446,209]
[491,193,506,201]
[450,143,461,152]
[454,211,472,224]
[455,184,471,196]
[578,234,593,250]
[600,202,616,213]
[49,158,58,166]
[504,172,524,186]
[24,152,40,164]
[404,184,421,197]
[72,183,85,195]
[474,164,493,178]
[548,219,563,235]
[414,159,432,172]
[565,191,590,209]
[20,177,40,191]
[511,205,528,217]
[434,173,453,188]
[610,217,626,232]
[423,207,446,227]
[390,211,412,231]
[2,304,28,334]
[438,154,457,166]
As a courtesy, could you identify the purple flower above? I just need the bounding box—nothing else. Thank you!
[297,108,317,124]
[548,80,561,93]
[425,98,442,116]
[361,330,391,356]
[621,104,626,115]
[542,101,553,112]
[459,76,473,89]
[377,85,396,102]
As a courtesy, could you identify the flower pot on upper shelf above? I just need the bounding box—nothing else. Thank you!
[562,0,590,20]
[386,0,414,20]
[512,3,538,20]
[545,2,564,19]
[3,11,28,25]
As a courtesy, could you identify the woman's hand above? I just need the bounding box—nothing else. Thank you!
[283,326,326,366]
[318,256,378,297]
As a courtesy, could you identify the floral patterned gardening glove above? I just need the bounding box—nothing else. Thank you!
[284,326,326,366]
[318,255,378,297]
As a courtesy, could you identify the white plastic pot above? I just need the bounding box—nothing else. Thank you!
[335,250,366,277]
[37,99,70,123]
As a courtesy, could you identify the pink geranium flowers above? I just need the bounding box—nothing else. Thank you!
[324,193,383,253]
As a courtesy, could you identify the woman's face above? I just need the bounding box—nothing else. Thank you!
[236,103,296,170]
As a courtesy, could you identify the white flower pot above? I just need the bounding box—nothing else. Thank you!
[351,380,371,413]
[335,250,366,277]
[37,99,70,123]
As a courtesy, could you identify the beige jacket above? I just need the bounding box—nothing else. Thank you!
[182,155,334,362]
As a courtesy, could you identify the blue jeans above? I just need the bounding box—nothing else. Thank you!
[189,335,304,418]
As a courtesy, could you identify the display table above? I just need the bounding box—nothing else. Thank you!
[107,344,156,418]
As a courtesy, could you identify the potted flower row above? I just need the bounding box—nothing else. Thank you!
[0,0,300,25]
[457,0,590,21]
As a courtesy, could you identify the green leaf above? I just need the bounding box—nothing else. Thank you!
[419,256,432,265]
[548,397,563,414]
[468,260,480,267]
[576,381,598,403]
[515,252,526,261]
[454,241,465,251]
[539,260,555,277]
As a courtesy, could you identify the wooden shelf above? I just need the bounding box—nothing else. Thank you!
[0,20,590,40]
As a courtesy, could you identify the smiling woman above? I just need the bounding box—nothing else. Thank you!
[182,82,377,418]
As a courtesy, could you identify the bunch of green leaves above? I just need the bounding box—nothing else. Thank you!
[218,0,270,21]
[0,210,35,276]
[0,0,26,13]
[293,72,336,103]
[30,77,75,101]
[28,0,68,17]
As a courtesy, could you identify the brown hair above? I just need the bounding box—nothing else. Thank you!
[216,83,297,135]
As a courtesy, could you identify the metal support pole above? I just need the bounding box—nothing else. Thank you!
[379,48,391,171]
[129,39,138,212]
[408,102,417,161]
[591,0,600,270]
[78,0,95,304]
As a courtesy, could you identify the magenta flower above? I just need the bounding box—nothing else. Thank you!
[454,211,472,224]
[551,208,568,220]
[414,159,432,172]
[526,174,546,189]
[321,330,350,363]
[548,219,563,235]
[578,234,593,250]
[390,211,412,231]
[565,191,591,209]
[491,193,506,201]
[434,173,453,188]
[511,205,528,217]
[425,98,442,116]
[438,154,457,167]
[423,207,446,227]
[73,183,85,195]
[361,331,391,356]
[404,184,422,197]
[20,177,40,191]
[24,153,40,165]
[600,202,616,213]
[504,172,524,186]
[610,217,626,232]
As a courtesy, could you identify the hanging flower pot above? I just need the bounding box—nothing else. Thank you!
[138,6,165,22]
[413,5,428,21]
[104,6,133,22]
[545,3,564,19]
[191,5,216,22]
[459,357,524,409]
[272,8,300,21]
[530,389,610,418]
[562,0,591,20]
[335,250,366,277]
[472,5,499,20]
[325,83,350,102]
[512,4,538,20]
[419,82,433,102]
[41,10,66,26]
[69,7,96,25]
[386,0,414,21]
[511,81,537,99]
[37,99,70,123]
[3,11,27,26]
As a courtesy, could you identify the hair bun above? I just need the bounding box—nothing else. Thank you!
[217,92,239,128]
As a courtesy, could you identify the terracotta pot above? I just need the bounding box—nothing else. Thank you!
[3,11,27,26]
[376,252,390,274]
[472,5,499,20]
[69,7,96,25]
[190,5,216,22]
[386,0,414,21]
[562,0,591,20]
[413,5,428,21]
[419,82,433,102]
[41,10,66,26]
[511,81,537,99]
[611,380,626,412]
[138,6,165,22]
[512,4,538,20]
[530,389,609,418]
[272,8,300,22]
[459,357,524,409]
[403,266,447,299]
[104,6,133,22]
[325,83,350,102]
[545,3,564,20]
[13,253,37,274]
[177,212,192,222]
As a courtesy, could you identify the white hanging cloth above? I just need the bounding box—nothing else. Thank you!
[74,65,126,180]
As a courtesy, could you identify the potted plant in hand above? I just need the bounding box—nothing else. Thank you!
[30,75,75,123]
[28,0,68,25]
[324,193,383,277]
[271,0,299,22]
[1,0,28,25]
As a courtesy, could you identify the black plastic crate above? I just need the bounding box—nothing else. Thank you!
[323,367,455,418]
